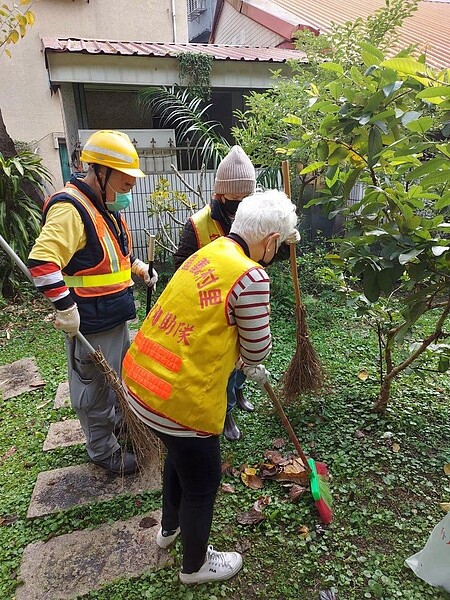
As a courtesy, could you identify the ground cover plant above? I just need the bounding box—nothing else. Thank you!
[0,271,450,600]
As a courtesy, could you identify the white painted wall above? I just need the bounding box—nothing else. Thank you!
[213,2,284,46]
[0,0,188,190]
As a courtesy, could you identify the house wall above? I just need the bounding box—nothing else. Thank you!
[0,0,188,190]
[213,1,284,46]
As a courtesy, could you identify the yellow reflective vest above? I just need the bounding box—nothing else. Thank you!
[123,237,259,434]
[190,204,224,249]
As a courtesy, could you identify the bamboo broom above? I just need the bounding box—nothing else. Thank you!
[145,233,156,314]
[280,160,324,402]
[0,234,160,470]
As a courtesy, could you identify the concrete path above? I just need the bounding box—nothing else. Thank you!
[53,381,70,408]
[0,357,45,399]
[27,459,161,518]
[5,351,167,598]
[16,510,173,600]
[42,419,85,451]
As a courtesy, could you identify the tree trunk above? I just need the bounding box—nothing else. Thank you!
[0,107,16,157]
[374,376,392,413]
[373,301,450,412]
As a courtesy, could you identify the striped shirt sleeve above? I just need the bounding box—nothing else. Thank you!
[28,260,73,309]
[28,203,86,310]
[228,267,272,365]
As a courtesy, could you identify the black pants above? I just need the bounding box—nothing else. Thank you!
[152,429,222,573]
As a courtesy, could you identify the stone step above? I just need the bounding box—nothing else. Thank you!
[16,510,172,600]
[43,419,85,451]
[0,357,45,400]
[53,381,70,409]
[27,458,161,518]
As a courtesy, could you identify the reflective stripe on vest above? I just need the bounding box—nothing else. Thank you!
[191,205,224,249]
[123,353,173,401]
[63,268,132,288]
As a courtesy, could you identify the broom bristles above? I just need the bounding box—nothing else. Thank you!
[317,474,333,508]
[282,306,323,403]
[315,497,333,524]
[90,348,162,469]
[315,461,329,478]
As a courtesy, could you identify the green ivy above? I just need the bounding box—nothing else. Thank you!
[178,52,213,100]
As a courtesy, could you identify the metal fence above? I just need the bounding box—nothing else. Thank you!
[124,154,367,264]
[124,169,216,263]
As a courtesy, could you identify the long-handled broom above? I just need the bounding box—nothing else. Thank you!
[264,380,332,524]
[280,160,324,402]
[0,234,160,469]
[145,233,156,315]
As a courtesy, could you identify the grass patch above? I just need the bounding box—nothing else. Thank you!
[0,283,449,599]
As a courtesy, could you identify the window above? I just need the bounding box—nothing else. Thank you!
[187,0,207,21]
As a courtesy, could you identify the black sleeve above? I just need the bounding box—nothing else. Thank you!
[173,219,199,271]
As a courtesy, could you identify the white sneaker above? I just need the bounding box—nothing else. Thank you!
[156,527,180,549]
[179,545,243,585]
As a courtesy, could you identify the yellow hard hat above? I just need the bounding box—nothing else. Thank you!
[80,130,145,177]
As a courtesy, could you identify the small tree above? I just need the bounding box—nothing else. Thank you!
[286,46,450,411]
[147,172,200,258]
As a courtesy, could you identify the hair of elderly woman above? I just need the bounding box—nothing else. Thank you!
[230,189,297,245]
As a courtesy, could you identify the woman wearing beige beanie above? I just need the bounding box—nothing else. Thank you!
[174,145,257,442]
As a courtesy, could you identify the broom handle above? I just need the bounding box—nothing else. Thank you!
[0,233,97,355]
[281,160,303,310]
[146,234,156,315]
[263,381,312,475]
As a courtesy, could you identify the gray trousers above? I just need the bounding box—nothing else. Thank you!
[65,323,130,461]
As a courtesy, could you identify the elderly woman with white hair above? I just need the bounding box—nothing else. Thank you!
[122,189,299,586]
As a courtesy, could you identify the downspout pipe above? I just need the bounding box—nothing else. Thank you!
[171,0,177,43]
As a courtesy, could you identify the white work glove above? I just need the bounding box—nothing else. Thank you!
[236,358,270,387]
[286,229,301,244]
[54,304,80,338]
[132,259,158,289]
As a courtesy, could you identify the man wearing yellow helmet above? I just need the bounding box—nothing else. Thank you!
[28,130,156,475]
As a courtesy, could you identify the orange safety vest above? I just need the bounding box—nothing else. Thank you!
[44,184,133,298]
[123,237,259,434]
[190,204,225,249]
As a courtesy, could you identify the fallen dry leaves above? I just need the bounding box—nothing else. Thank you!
[1,446,16,462]
[139,516,158,529]
[357,369,369,381]
[237,496,271,526]
[289,484,307,502]
[240,453,308,490]
[272,437,285,449]
[221,482,235,494]
[241,467,264,490]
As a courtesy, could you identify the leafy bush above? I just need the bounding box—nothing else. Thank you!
[268,239,342,318]
[0,151,52,297]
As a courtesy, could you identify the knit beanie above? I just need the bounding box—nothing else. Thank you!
[214,146,256,196]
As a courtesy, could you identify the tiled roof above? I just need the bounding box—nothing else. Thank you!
[41,38,307,63]
[268,0,450,68]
